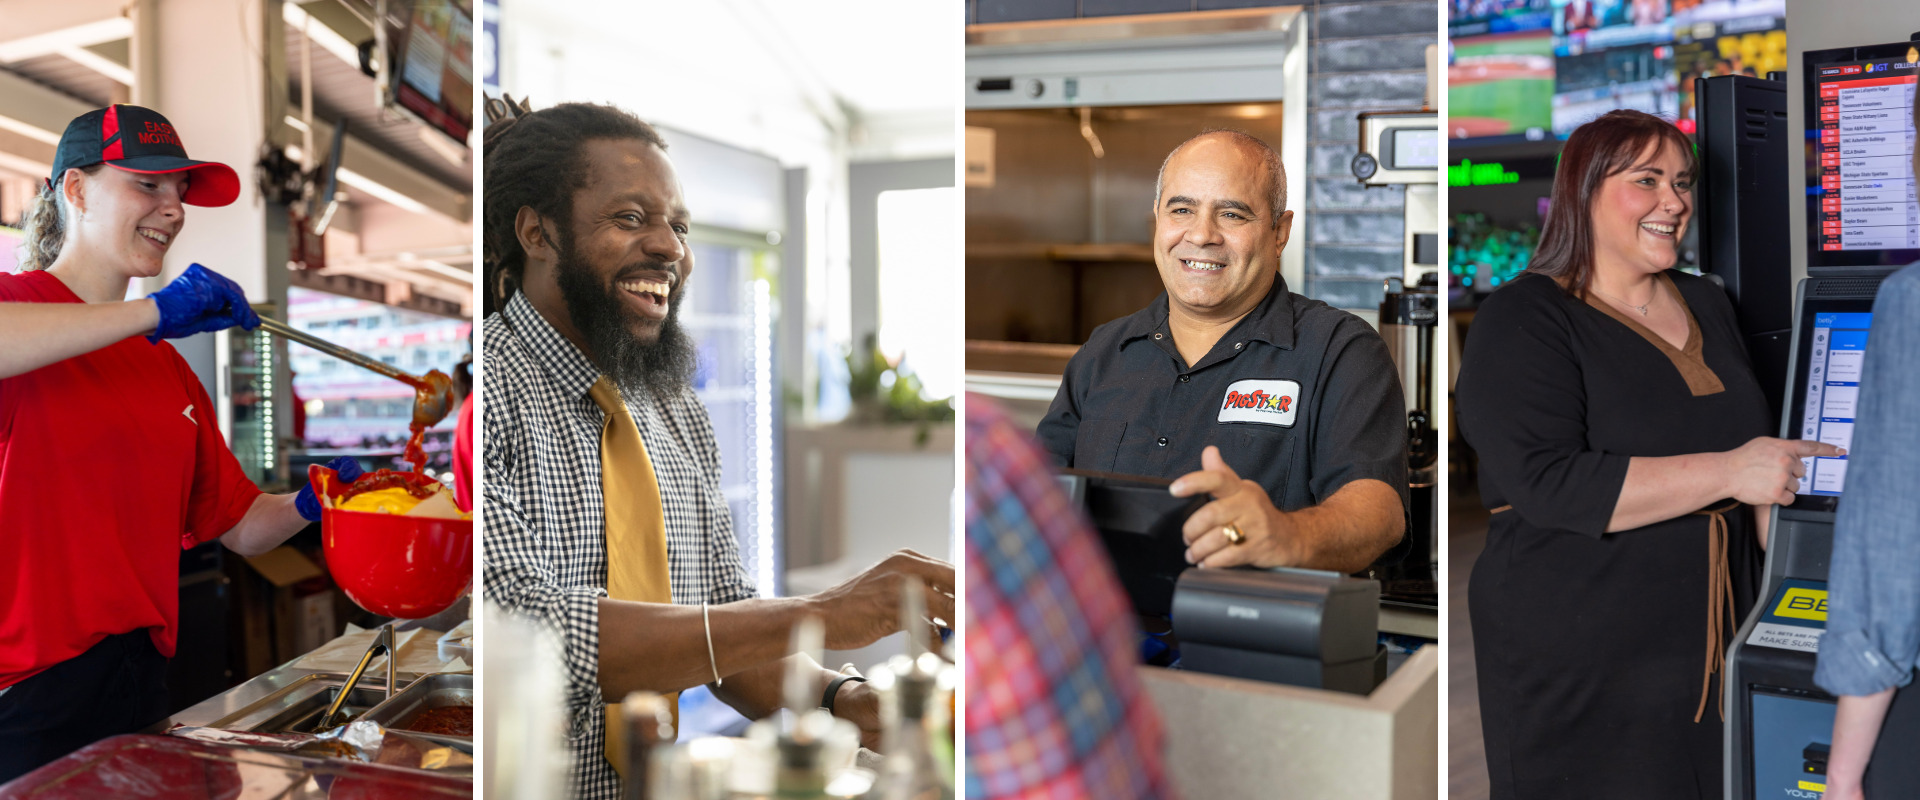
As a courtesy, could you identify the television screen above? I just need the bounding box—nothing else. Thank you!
[1447,0,1784,143]
[388,0,474,143]
[1551,42,1678,136]
[1449,31,1557,141]
[1673,17,1786,130]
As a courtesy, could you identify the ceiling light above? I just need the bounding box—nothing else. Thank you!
[337,167,431,215]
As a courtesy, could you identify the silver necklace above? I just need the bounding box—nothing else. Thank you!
[1593,285,1653,315]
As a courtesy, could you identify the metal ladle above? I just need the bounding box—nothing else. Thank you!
[255,317,458,429]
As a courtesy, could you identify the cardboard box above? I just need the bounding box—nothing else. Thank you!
[236,547,339,673]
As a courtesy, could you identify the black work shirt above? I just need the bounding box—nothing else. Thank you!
[1036,278,1410,516]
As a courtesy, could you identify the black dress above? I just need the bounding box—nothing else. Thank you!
[1457,271,1773,799]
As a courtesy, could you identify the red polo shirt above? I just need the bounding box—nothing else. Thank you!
[453,396,472,511]
[0,270,261,690]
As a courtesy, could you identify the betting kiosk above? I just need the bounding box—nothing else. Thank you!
[1724,36,1920,800]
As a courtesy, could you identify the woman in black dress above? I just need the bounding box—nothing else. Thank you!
[1456,110,1844,798]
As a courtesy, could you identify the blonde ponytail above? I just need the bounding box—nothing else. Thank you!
[19,165,102,271]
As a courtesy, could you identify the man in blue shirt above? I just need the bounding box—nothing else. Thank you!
[1811,81,1920,799]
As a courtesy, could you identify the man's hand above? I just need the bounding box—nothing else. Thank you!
[807,550,955,651]
[829,667,885,752]
[1171,446,1297,568]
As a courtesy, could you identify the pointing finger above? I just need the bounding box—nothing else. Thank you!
[1793,440,1845,458]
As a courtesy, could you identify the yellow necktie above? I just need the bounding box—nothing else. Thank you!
[589,377,676,779]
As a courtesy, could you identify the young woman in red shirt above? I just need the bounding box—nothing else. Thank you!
[0,105,359,783]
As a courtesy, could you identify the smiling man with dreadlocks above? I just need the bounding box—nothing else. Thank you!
[479,100,955,798]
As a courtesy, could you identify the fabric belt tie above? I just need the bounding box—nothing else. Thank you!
[589,376,676,779]
[1486,501,1742,723]
[1693,501,1739,723]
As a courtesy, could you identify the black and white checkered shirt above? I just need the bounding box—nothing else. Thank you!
[482,292,757,799]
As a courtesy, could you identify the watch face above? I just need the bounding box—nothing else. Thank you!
[1352,153,1378,180]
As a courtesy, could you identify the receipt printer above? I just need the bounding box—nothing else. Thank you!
[1171,567,1386,695]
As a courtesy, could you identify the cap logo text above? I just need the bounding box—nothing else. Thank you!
[139,121,181,147]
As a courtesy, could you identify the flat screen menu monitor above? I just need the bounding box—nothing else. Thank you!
[1804,40,1920,271]
[386,0,474,143]
[1787,299,1873,511]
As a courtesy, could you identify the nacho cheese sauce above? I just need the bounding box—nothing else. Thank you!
[337,487,427,515]
[334,470,443,515]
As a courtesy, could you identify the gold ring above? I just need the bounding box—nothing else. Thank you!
[1222,523,1246,546]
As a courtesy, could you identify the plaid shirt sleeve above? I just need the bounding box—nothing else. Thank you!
[964,394,1174,800]
[480,364,609,722]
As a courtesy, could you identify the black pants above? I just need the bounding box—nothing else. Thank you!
[0,631,169,785]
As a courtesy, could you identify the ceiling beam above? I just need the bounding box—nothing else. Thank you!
[0,68,93,145]
[0,16,131,63]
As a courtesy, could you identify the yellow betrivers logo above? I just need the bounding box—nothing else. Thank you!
[1799,779,1827,792]
[1776,587,1829,622]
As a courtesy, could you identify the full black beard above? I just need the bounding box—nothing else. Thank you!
[551,231,696,399]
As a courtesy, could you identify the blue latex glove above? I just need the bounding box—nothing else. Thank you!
[147,263,261,344]
[296,456,365,522]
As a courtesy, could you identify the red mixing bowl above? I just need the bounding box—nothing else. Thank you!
[312,465,473,619]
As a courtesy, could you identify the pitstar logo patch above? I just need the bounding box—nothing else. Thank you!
[1217,379,1301,427]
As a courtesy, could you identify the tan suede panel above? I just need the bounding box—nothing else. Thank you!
[1583,272,1725,397]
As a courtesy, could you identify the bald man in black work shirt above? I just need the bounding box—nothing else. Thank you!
[1036,131,1409,574]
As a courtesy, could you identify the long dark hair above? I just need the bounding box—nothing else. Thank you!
[1527,109,1696,299]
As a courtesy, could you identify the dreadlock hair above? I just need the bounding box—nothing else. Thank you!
[481,102,668,317]
[19,165,105,271]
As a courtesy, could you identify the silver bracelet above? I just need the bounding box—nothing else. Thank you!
[703,602,722,686]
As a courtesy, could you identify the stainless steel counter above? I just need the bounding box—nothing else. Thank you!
[162,656,418,731]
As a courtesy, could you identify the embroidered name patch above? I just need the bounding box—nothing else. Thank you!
[1217,379,1301,427]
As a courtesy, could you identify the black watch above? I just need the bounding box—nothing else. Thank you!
[820,674,867,715]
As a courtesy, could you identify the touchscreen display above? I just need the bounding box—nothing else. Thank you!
[1391,128,1440,169]
[1796,312,1872,496]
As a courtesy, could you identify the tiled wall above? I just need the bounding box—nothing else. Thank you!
[1303,1,1435,309]
[966,1,1439,310]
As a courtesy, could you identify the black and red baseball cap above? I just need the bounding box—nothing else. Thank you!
[47,104,241,207]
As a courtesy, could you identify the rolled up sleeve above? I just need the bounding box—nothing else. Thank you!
[1815,264,1920,697]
